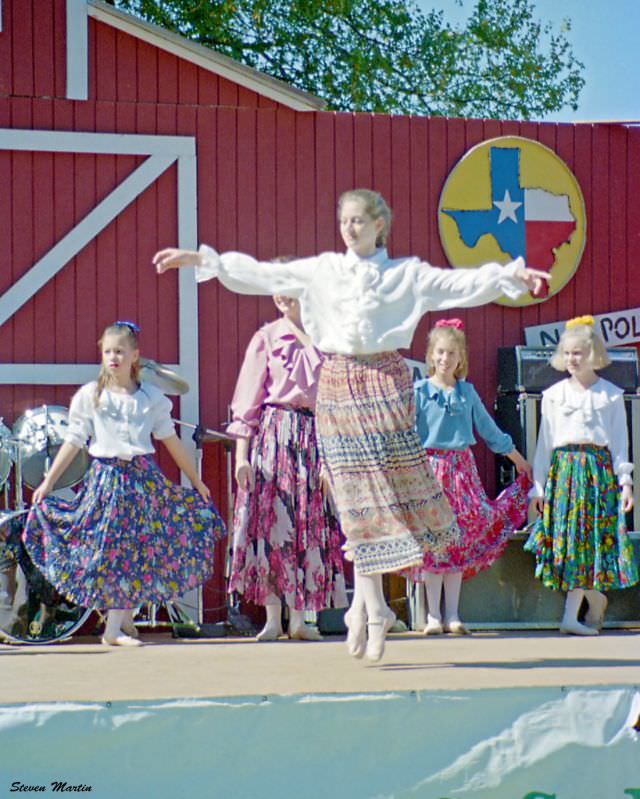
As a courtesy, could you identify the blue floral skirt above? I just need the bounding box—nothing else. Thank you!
[22,455,225,609]
[524,445,638,591]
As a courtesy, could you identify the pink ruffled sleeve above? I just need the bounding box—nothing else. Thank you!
[226,330,269,439]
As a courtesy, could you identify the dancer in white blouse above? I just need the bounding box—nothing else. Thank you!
[23,322,225,646]
[526,316,638,635]
[154,188,548,661]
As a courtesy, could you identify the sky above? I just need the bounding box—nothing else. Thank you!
[416,0,640,123]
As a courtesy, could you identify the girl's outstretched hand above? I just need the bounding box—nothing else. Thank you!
[153,248,201,274]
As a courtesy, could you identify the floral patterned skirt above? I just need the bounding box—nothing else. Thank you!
[316,352,459,575]
[524,444,639,591]
[22,455,225,609]
[406,448,530,580]
[229,405,347,611]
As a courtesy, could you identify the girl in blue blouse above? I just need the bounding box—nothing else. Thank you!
[407,319,531,635]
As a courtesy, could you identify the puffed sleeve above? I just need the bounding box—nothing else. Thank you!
[415,257,528,309]
[530,393,553,498]
[151,392,176,440]
[65,383,95,449]
[196,245,316,299]
[469,384,514,454]
[608,393,633,485]
[226,330,269,439]
[413,381,431,448]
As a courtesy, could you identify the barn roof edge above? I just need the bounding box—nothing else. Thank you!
[87,0,326,112]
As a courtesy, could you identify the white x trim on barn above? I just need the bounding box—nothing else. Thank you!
[0,127,200,458]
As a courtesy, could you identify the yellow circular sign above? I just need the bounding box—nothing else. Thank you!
[438,136,586,307]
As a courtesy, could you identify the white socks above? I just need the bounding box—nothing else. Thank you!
[425,572,444,629]
[104,609,125,640]
[256,596,283,641]
[121,608,139,638]
[443,572,463,625]
[358,572,388,622]
[560,589,598,636]
[584,589,608,630]
[102,609,142,646]
[256,598,322,641]
[424,572,465,633]
[288,608,323,641]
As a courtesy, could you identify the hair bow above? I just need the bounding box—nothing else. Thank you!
[434,318,464,331]
[565,315,594,329]
[114,320,141,334]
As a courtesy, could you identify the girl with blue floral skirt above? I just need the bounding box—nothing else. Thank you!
[22,322,225,646]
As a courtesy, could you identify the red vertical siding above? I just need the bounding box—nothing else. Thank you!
[4,105,638,509]
[295,112,317,254]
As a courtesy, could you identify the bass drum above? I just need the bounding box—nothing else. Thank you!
[0,510,91,644]
[0,419,14,488]
[12,406,89,490]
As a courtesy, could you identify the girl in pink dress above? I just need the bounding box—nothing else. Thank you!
[407,319,531,635]
[228,295,347,641]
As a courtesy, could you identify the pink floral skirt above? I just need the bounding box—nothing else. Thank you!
[406,448,529,580]
[229,405,347,611]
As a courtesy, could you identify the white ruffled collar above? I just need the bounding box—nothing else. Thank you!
[544,377,623,417]
[344,247,388,267]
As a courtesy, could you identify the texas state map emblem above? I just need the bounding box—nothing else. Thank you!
[438,136,586,306]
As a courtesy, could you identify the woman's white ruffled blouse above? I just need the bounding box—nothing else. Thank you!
[196,245,528,356]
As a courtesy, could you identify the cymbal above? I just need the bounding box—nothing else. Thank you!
[139,358,190,395]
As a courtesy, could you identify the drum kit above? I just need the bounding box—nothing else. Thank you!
[0,405,92,645]
[0,358,239,646]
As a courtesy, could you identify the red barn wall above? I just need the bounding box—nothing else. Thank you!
[1,0,639,619]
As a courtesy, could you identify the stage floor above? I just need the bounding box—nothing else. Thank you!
[3,628,640,705]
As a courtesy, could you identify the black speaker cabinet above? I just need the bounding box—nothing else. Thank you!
[497,346,639,393]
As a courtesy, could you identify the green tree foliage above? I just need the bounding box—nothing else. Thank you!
[110,0,584,119]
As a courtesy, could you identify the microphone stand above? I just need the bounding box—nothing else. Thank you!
[166,419,254,637]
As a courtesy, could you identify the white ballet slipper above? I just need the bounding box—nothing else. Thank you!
[288,624,323,641]
[389,618,408,633]
[559,619,599,636]
[101,633,143,647]
[344,608,367,658]
[120,621,140,639]
[444,619,470,636]
[256,620,283,642]
[366,610,396,663]
[584,592,608,630]
[423,617,444,636]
